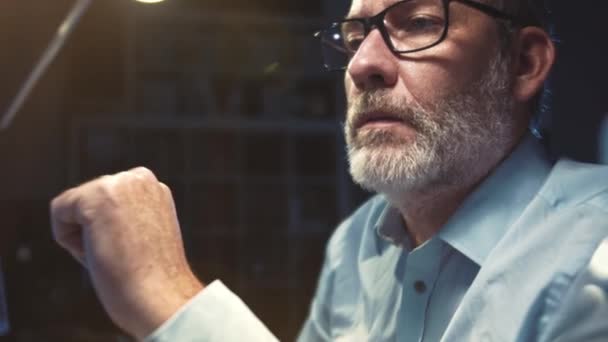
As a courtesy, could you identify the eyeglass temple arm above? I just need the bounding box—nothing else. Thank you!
[454,0,516,21]
[314,31,350,55]
[0,0,93,130]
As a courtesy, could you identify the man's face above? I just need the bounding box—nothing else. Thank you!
[344,0,520,195]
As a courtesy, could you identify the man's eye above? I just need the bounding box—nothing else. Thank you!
[402,16,443,33]
[345,35,364,52]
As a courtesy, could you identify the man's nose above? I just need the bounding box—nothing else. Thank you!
[347,29,399,91]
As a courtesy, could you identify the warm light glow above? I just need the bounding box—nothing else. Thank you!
[135,0,166,3]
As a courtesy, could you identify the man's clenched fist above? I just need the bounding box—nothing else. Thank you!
[50,167,204,339]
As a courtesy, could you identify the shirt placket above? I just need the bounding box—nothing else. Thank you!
[397,238,444,342]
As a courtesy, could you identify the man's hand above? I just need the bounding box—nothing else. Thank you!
[50,167,204,340]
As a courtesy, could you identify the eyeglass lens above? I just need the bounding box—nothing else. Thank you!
[320,0,447,70]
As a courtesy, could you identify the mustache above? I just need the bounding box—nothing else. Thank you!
[346,91,428,133]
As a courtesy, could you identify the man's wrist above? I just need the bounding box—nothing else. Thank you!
[130,272,205,340]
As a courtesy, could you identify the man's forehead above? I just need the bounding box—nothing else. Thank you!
[346,0,504,18]
[347,0,395,18]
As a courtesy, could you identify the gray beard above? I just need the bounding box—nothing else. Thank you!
[345,52,515,196]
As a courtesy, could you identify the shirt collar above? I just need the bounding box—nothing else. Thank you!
[375,204,413,250]
[438,134,553,265]
[374,134,553,264]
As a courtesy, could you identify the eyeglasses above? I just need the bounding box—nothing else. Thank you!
[314,0,518,71]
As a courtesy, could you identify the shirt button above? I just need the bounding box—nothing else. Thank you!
[414,280,427,293]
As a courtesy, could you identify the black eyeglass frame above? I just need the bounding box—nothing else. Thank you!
[315,0,519,71]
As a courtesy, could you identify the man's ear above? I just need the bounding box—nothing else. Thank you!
[511,26,556,103]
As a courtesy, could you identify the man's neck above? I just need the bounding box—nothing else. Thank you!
[387,130,528,248]
[388,181,478,248]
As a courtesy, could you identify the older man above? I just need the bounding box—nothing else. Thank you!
[50,0,608,341]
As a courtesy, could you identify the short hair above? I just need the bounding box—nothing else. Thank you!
[495,0,556,139]
[501,0,550,28]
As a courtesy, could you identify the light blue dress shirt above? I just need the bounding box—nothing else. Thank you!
[147,134,608,341]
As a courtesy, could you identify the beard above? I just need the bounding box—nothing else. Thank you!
[345,51,516,196]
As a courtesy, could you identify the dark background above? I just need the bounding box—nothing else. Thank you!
[0,0,606,341]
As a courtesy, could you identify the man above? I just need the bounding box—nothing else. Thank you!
[50,0,608,341]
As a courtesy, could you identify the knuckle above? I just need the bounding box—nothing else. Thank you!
[130,166,157,181]
[50,188,76,213]
[98,174,118,190]
[159,182,173,196]
[50,199,63,217]
[49,195,62,211]
[93,174,124,199]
